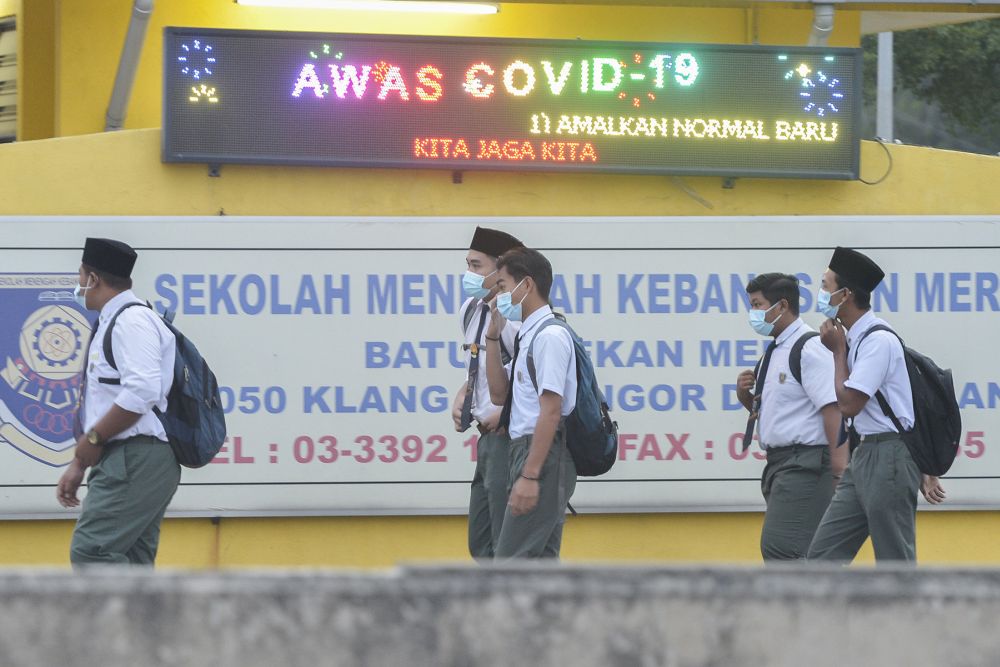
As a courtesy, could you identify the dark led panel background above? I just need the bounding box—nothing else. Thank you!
[163,27,861,179]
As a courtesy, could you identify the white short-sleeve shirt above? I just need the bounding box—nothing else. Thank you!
[83,290,175,443]
[844,310,914,434]
[506,305,577,440]
[460,297,519,423]
[758,318,838,449]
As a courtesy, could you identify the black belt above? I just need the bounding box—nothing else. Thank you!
[858,432,900,444]
[765,444,824,457]
[106,435,166,446]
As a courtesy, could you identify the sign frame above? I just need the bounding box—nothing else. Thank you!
[162,27,863,180]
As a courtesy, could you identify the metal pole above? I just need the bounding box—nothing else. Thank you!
[876,31,894,141]
[105,0,154,132]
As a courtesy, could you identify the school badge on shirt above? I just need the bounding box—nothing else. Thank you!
[0,274,90,467]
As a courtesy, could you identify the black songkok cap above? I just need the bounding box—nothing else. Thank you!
[81,238,137,279]
[829,246,884,291]
[469,227,523,258]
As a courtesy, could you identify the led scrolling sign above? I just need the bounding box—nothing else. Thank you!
[163,28,862,179]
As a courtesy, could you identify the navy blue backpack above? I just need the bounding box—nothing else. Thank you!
[101,302,227,468]
[526,317,618,476]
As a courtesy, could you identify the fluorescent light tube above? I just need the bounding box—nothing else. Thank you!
[236,0,499,14]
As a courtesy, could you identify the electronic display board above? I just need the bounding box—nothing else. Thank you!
[163,28,861,179]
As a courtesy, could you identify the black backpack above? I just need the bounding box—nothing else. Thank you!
[100,302,227,468]
[525,316,618,476]
[853,324,962,476]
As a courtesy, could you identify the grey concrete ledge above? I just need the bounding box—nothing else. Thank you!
[1,565,998,667]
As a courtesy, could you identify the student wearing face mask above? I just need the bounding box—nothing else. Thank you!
[807,247,945,563]
[483,247,577,559]
[736,273,847,561]
[58,238,180,566]
[452,227,524,560]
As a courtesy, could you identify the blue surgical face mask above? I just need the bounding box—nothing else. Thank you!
[462,269,496,299]
[73,276,94,310]
[748,301,783,336]
[817,287,846,319]
[496,279,527,322]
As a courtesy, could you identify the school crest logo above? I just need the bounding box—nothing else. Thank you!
[0,274,91,467]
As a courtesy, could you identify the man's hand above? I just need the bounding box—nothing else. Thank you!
[509,475,539,516]
[452,383,468,432]
[819,318,847,355]
[56,460,86,508]
[921,475,946,505]
[485,295,507,341]
[478,410,501,433]
[831,463,847,490]
[736,370,755,410]
[74,437,103,469]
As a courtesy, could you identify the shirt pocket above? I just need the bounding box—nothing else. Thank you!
[514,361,537,398]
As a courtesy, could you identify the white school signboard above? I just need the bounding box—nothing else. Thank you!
[0,216,997,518]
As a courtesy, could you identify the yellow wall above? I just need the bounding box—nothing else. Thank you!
[0,129,997,216]
[7,512,1000,568]
[16,0,55,140]
[1,2,997,569]
[44,0,860,138]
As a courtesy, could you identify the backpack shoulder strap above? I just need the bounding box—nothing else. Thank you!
[526,318,573,393]
[498,334,511,366]
[102,302,152,372]
[462,298,479,333]
[873,390,906,434]
[789,331,820,385]
[854,323,907,432]
[855,323,901,349]
[464,298,512,364]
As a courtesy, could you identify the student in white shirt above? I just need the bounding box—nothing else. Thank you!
[452,227,522,559]
[808,247,945,562]
[737,273,846,560]
[484,247,577,558]
[57,238,180,566]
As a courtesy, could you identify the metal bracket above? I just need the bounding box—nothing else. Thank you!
[722,177,737,189]
[452,170,463,184]
[208,163,222,178]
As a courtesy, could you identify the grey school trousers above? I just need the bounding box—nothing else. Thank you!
[807,433,921,562]
[495,426,577,559]
[468,430,511,559]
[760,444,835,561]
[70,436,181,566]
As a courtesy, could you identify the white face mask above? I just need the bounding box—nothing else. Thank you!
[496,279,527,322]
[748,301,783,336]
[73,276,94,310]
[817,287,847,319]
[462,269,496,299]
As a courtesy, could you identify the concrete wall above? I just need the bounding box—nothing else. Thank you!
[2,565,999,666]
